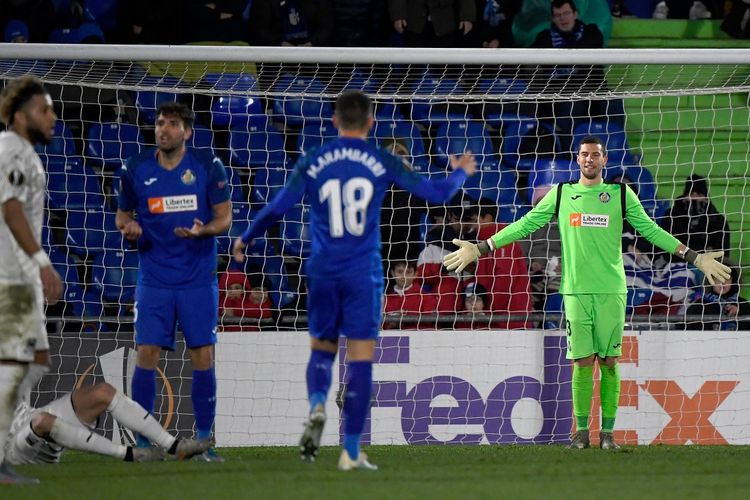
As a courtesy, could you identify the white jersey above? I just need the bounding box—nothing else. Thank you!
[0,130,47,285]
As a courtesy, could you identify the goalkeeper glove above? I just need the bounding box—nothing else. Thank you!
[693,250,732,285]
[443,239,481,273]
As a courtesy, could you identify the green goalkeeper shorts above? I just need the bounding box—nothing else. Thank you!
[563,294,626,360]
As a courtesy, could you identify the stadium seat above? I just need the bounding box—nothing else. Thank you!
[271,74,333,127]
[297,120,337,155]
[133,76,181,125]
[409,71,468,123]
[476,76,529,129]
[280,205,310,258]
[342,73,402,120]
[527,159,579,203]
[370,120,430,173]
[203,72,263,128]
[187,124,216,152]
[92,249,138,303]
[84,0,119,31]
[223,164,248,205]
[85,122,144,170]
[65,209,121,257]
[572,120,638,166]
[501,118,558,171]
[36,121,79,166]
[229,115,289,168]
[217,202,253,256]
[434,120,497,170]
[251,163,291,204]
[47,158,106,210]
[236,251,297,309]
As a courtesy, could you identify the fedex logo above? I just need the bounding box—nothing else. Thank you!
[148,194,197,214]
[339,334,740,446]
[569,213,609,228]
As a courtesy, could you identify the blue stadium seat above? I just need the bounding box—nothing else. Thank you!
[204,72,263,128]
[343,73,402,119]
[217,203,253,256]
[235,251,296,309]
[36,121,79,166]
[187,124,216,153]
[527,159,579,203]
[92,249,138,303]
[251,163,291,204]
[463,166,520,213]
[47,158,105,210]
[370,120,430,173]
[280,205,310,258]
[85,122,144,170]
[272,74,333,127]
[476,76,529,128]
[297,120,337,155]
[229,115,289,168]
[65,209,120,257]
[409,72,468,123]
[434,120,497,170]
[501,118,558,171]
[133,76,181,125]
[572,120,638,166]
[224,164,248,205]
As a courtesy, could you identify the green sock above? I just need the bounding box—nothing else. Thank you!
[572,364,593,431]
[600,364,621,433]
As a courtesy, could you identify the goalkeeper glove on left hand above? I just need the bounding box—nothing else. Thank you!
[443,238,481,273]
[694,250,732,285]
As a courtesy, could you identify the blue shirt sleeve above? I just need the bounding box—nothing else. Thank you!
[240,155,309,244]
[117,158,137,212]
[382,149,467,203]
[206,155,231,205]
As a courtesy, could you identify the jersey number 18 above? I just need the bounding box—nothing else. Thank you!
[319,177,373,237]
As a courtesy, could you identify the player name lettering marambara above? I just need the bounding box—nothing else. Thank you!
[307,147,386,179]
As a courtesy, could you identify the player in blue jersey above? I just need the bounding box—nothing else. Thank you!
[232,91,476,470]
[115,102,232,461]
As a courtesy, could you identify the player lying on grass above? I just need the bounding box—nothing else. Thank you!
[3,378,212,469]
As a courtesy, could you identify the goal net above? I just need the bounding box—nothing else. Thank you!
[2,44,750,446]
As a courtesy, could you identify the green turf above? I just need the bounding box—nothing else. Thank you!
[4,446,750,500]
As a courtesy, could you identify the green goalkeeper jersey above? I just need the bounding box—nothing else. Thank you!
[490,181,682,295]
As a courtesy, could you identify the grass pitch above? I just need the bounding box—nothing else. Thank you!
[5,445,750,500]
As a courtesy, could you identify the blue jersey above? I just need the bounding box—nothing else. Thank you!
[242,136,466,277]
[118,147,230,288]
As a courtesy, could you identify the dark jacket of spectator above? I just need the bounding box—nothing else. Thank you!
[116,0,183,44]
[661,175,730,254]
[388,0,475,38]
[249,0,335,46]
[333,0,388,46]
[184,0,247,43]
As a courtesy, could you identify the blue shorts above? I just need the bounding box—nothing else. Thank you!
[134,283,218,350]
[307,271,383,341]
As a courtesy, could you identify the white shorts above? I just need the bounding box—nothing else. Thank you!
[0,282,47,362]
[5,393,92,465]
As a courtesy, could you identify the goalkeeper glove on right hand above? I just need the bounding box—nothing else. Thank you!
[443,239,481,273]
[694,250,732,285]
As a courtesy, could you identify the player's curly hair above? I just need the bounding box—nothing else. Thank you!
[156,101,195,129]
[0,75,48,126]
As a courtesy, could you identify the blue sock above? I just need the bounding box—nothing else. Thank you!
[192,367,216,441]
[306,350,335,413]
[343,361,372,461]
[131,366,156,447]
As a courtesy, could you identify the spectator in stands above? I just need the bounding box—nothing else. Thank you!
[721,0,750,38]
[4,20,29,43]
[464,197,533,328]
[455,282,498,329]
[115,0,183,44]
[249,0,335,47]
[333,0,389,46]
[383,260,437,329]
[219,270,273,331]
[389,0,476,48]
[380,138,427,263]
[469,0,520,48]
[661,175,730,255]
[529,0,624,145]
[0,1,56,43]
[416,193,470,313]
[683,263,750,331]
[183,0,248,43]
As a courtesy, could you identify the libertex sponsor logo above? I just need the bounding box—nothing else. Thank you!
[569,213,609,228]
[148,194,198,214]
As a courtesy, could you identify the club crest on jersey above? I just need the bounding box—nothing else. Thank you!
[599,192,611,203]
[570,212,609,228]
[181,169,196,185]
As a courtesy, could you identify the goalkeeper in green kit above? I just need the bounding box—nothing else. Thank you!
[444,136,731,449]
